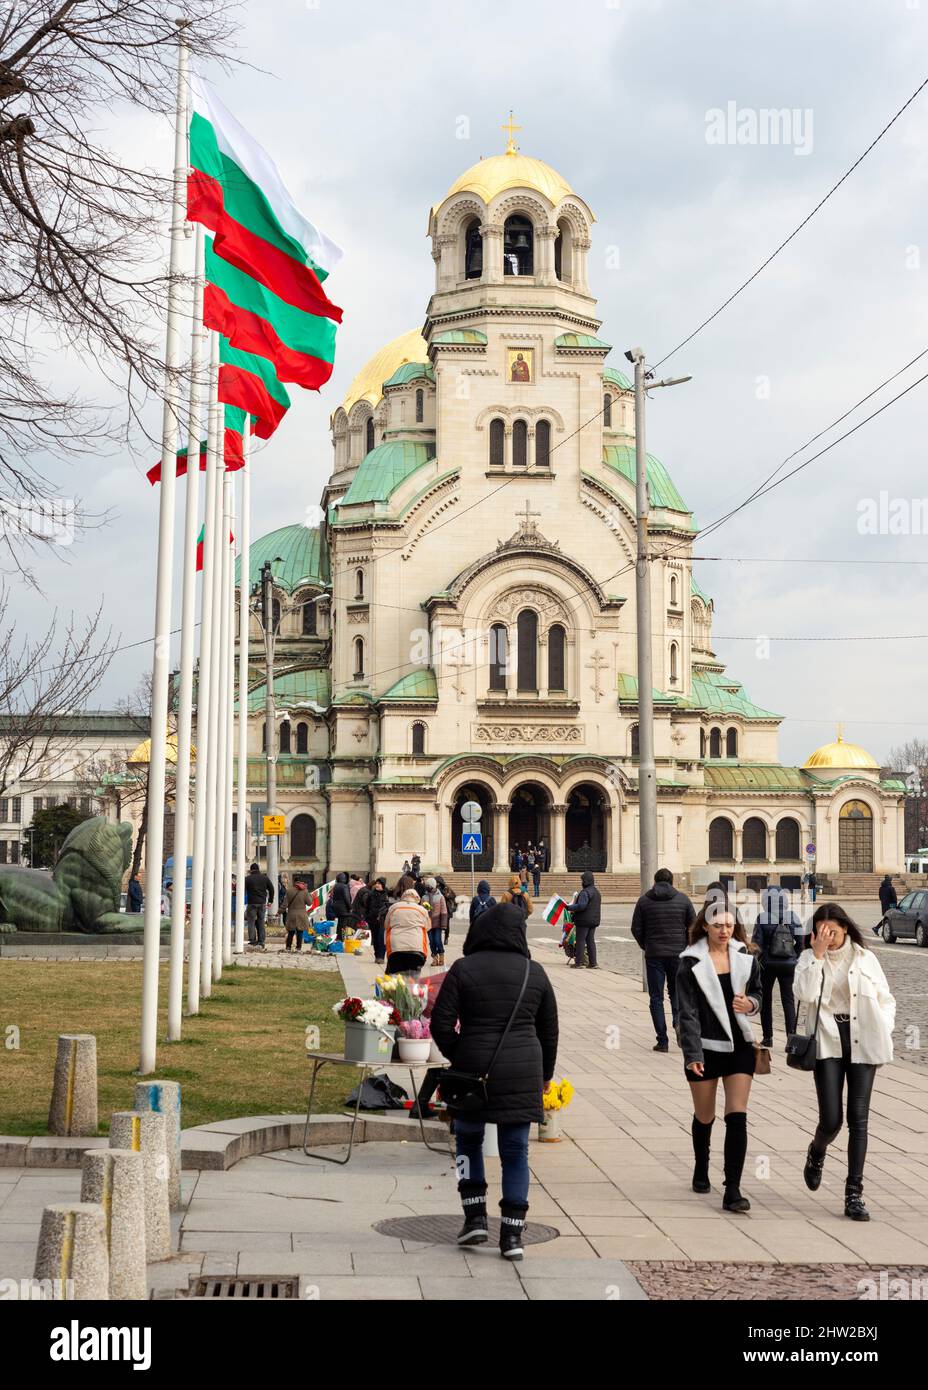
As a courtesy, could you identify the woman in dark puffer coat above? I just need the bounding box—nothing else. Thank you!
[431,902,559,1261]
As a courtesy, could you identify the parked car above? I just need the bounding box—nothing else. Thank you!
[883,891,928,946]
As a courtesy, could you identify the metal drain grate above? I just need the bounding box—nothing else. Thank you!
[187,1275,300,1299]
[373,1214,560,1246]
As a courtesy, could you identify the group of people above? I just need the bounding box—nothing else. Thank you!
[630,869,896,1221]
[509,842,546,897]
[316,867,457,970]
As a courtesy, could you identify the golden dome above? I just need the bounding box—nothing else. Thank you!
[127,733,196,766]
[340,327,429,414]
[439,151,575,212]
[803,732,879,771]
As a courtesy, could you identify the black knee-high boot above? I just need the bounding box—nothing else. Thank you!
[722,1111,750,1213]
[691,1116,714,1193]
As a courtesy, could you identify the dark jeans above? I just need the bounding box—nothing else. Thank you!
[573,923,597,967]
[532,871,541,897]
[812,1019,878,1185]
[371,920,386,961]
[759,963,796,1040]
[646,956,680,1043]
[428,926,444,957]
[246,903,267,946]
[285,927,303,951]
[454,1118,531,1205]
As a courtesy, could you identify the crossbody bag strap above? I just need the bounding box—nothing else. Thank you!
[483,958,531,1082]
[810,961,826,1036]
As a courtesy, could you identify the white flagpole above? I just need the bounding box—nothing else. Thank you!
[235,423,251,955]
[223,478,236,966]
[168,221,205,1042]
[210,463,230,982]
[140,21,190,1074]
[199,343,222,1001]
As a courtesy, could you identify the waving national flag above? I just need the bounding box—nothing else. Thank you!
[147,441,207,486]
[218,335,290,440]
[543,895,571,928]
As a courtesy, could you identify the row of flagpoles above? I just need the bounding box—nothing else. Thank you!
[139,26,342,1072]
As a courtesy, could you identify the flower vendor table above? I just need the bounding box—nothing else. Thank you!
[302,1051,451,1165]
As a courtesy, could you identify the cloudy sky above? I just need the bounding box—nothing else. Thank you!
[19,0,928,768]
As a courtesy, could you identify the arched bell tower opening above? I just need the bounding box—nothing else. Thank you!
[503,214,533,276]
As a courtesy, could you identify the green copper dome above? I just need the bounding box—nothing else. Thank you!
[235,524,329,594]
[340,440,435,506]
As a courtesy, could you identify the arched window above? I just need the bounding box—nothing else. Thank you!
[353,637,364,679]
[603,393,612,428]
[775,817,801,860]
[709,817,734,860]
[489,418,505,469]
[512,419,528,468]
[489,623,508,691]
[279,721,291,755]
[669,642,679,684]
[464,217,483,279]
[355,568,364,600]
[296,722,309,755]
[630,723,640,757]
[669,573,678,606]
[291,813,316,859]
[411,722,426,756]
[555,217,572,281]
[699,728,707,759]
[547,624,565,691]
[517,609,538,691]
[743,817,767,860]
[503,214,533,276]
[725,727,738,758]
[302,601,317,635]
[535,419,551,468]
[365,416,375,454]
[709,728,722,759]
[415,388,423,423]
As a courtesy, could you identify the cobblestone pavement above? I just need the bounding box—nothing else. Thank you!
[627,1261,928,1300]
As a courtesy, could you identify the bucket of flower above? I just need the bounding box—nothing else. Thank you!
[538,1079,575,1142]
[332,996,400,1064]
[375,975,432,1063]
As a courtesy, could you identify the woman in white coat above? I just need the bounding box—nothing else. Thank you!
[794,903,895,1222]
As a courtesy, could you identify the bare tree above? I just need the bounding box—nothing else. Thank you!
[0,1,239,567]
[885,739,928,775]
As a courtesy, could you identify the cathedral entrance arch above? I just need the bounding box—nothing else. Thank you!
[839,800,873,873]
[508,783,550,865]
[565,783,607,872]
[451,783,494,871]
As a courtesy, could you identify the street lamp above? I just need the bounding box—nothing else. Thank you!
[249,557,283,899]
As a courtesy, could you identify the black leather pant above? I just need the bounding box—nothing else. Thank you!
[812,1019,877,1186]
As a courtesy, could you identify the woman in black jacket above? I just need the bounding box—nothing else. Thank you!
[366,877,390,964]
[431,902,559,1261]
[676,899,761,1214]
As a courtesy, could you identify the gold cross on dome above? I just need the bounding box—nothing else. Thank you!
[502,110,522,155]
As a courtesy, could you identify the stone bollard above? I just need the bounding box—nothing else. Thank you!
[34,1202,109,1300]
[134,1080,182,1210]
[47,1035,98,1137]
[81,1149,147,1300]
[109,1110,171,1262]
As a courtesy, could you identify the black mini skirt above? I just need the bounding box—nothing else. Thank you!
[685,1044,756,1082]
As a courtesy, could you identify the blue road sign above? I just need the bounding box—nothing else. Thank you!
[461,831,483,855]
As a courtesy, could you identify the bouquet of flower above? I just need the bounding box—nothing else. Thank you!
[542,1079,575,1112]
[374,975,428,1021]
[397,1017,431,1040]
[332,996,399,1030]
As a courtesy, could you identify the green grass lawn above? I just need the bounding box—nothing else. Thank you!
[0,961,347,1136]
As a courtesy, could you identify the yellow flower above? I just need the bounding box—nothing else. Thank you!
[543,1078,575,1111]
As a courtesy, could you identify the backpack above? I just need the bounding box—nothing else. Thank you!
[768,919,795,960]
[472,895,493,921]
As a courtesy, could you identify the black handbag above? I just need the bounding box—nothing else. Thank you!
[785,967,826,1070]
[439,959,531,1113]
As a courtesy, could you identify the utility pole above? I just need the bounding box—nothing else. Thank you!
[260,560,280,902]
[625,348,692,900]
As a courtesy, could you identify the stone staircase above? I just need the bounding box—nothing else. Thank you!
[817,873,912,899]
[442,871,644,903]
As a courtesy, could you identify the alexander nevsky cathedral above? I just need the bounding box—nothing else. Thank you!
[235,129,906,892]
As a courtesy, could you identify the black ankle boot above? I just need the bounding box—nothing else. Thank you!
[804,1142,826,1192]
[499,1200,529,1261]
[722,1112,750,1212]
[845,1181,870,1222]
[456,1182,488,1245]
[691,1116,713,1193]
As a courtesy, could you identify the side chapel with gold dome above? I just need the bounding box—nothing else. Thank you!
[235,125,905,891]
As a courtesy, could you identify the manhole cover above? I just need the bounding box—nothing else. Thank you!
[373,1214,560,1246]
[186,1275,299,1299]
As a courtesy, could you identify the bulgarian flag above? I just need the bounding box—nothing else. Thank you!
[196,523,234,573]
[309,879,336,915]
[147,441,207,486]
[218,334,290,440]
[543,895,572,928]
[189,76,342,391]
[223,404,252,471]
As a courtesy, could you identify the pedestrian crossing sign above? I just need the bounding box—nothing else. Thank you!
[461,831,482,854]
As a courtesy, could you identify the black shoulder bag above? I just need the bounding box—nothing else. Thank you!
[439,959,531,1113]
[785,963,826,1071]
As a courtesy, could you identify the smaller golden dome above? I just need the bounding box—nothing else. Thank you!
[127,733,196,766]
[340,328,429,414]
[803,732,878,771]
[439,151,575,212]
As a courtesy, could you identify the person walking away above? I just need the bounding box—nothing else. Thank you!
[504,874,532,920]
[751,885,802,1046]
[327,872,352,941]
[366,877,390,964]
[278,874,287,928]
[436,875,456,955]
[423,876,448,967]
[631,868,695,1049]
[875,874,897,935]
[568,871,602,969]
[431,900,559,1260]
[804,869,818,904]
[531,853,542,899]
[470,879,497,926]
[676,900,761,1212]
[384,884,429,978]
[795,903,895,1221]
[284,879,311,952]
[127,874,143,914]
[244,862,275,950]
